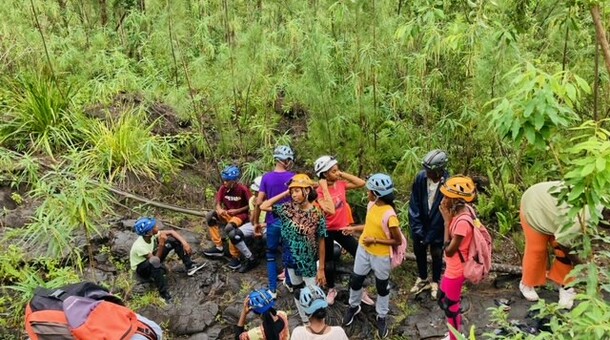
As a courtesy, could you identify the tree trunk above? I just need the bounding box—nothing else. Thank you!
[591,5,610,77]
[99,0,108,26]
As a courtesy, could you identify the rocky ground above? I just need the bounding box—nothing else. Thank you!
[0,184,551,340]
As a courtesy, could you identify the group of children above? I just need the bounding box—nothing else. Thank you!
[129,146,488,339]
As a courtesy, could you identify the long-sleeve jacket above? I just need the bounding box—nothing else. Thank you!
[408,170,448,245]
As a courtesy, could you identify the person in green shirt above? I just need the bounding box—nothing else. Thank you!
[519,181,609,309]
[130,217,204,303]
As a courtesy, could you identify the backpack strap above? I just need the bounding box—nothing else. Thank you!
[35,287,70,301]
[136,322,159,340]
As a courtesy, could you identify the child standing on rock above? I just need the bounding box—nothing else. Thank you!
[342,174,402,339]
[438,176,477,340]
[260,174,327,324]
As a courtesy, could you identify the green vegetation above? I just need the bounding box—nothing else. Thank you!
[0,0,609,338]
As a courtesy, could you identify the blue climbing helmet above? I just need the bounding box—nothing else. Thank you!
[299,285,328,315]
[366,173,394,197]
[248,289,275,314]
[273,145,294,161]
[134,217,157,236]
[221,165,241,181]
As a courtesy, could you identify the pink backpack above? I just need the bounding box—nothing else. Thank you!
[368,202,408,269]
[453,206,492,284]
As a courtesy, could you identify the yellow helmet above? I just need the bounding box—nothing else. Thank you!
[440,176,476,202]
[288,174,315,189]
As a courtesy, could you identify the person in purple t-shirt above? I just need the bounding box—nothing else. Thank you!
[251,145,295,295]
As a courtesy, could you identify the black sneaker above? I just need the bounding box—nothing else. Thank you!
[187,262,206,276]
[227,257,242,270]
[376,316,389,338]
[238,257,258,273]
[342,305,361,326]
[203,246,224,257]
[160,291,172,303]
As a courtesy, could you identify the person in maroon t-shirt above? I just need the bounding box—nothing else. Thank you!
[203,165,252,270]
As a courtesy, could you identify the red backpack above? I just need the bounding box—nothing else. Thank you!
[25,282,159,340]
[368,202,408,269]
[453,206,492,284]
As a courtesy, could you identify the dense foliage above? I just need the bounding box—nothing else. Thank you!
[0,0,609,338]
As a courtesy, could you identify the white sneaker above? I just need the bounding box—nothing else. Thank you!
[410,277,430,294]
[558,287,576,309]
[519,281,539,302]
[327,288,338,305]
[430,282,439,300]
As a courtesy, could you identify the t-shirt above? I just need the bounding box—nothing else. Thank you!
[521,181,599,247]
[444,213,474,279]
[290,325,349,340]
[249,196,266,224]
[360,203,399,257]
[130,234,158,270]
[239,311,290,340]
[426,178,440,210]
[260,171,295,225]
[316,180,349,231]
[216,183,252,222]
[273,202,327,277]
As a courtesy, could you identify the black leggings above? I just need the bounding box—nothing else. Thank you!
[324,230,359,288]
[413,239,443,283]
[136,237,193,294]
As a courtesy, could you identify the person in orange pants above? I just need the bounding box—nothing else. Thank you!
[519,181,604,309]
[203,165,251,270]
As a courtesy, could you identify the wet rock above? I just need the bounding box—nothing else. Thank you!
[223,302,244,324]
[170,301,218,335]
[185,333,209,340]
[111,230,136,257]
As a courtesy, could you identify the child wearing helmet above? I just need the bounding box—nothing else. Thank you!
[437,175,477,340]
[225,176,267,274]
[409,149,450,299]
[235,289,290,340]
[260,174,327,324]
[291,285,349,339]
[313,155,374,306]
[251,145,296,295]
[342,173,402,339]
[130,217,204,303]
[203,165,252,271]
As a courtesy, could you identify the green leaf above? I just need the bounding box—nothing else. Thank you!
[596,157,606,172]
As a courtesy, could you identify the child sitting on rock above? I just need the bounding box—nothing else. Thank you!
[129,217,204,303]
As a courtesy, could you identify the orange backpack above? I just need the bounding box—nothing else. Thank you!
[25,282,158,340]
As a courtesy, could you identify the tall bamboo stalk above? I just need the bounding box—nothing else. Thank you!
[29,0,63,99]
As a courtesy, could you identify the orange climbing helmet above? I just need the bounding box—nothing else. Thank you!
[440,175,476,202]
[288,174,315,189]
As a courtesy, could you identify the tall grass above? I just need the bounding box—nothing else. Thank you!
[80,110,180,182]
[0,76,78,158]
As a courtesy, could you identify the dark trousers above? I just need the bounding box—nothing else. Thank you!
[136,237,193,294]
[413,239,443,283]
[324,230,359,288]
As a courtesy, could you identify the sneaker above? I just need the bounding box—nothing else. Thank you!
[558,287,576,309]
[187,262,206,276]
[160,291,172,303]
[327,288,338,305]
[238,257,258,273]
[282,278,293,293]
[277,271,286,280]
[227,258,242,270]
[430,282,439,300]
[376,316,389,338]
[269,290,277,299]
[203,246,224,257]
[410,277,431,294]
[342,305,361,326]
[519,281,539,302]
[362,290,375,306]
